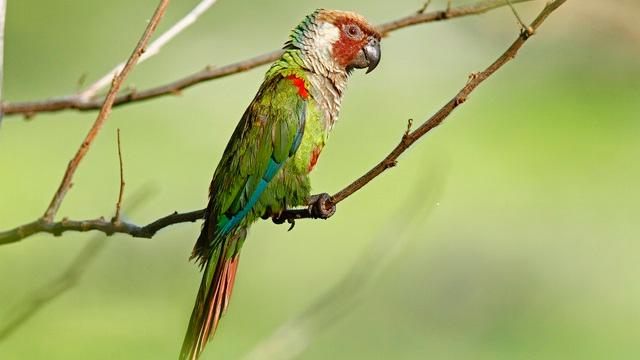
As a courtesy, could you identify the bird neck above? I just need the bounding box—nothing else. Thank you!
[267,49,347,129]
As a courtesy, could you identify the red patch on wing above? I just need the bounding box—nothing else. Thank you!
[286,75,309,99]
[308,145,323,172]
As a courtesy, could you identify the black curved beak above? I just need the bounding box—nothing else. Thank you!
[364,37,381,74]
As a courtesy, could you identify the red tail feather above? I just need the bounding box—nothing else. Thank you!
[181,247,243,360]
[201,255,240,342]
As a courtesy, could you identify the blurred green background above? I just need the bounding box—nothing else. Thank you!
[1,0,639,359]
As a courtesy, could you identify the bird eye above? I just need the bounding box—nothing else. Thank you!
[344,24,362,39]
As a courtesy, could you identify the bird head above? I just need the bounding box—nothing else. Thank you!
[287,9,382,75]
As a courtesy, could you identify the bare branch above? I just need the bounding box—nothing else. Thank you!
[77,0,219,101]
[2,0,535,118]
[0,209,204,245]
[0,0,566,244]
[41,0,170,222]
[113,129,126,222]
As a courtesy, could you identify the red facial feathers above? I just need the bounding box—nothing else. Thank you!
[327,15,381,68]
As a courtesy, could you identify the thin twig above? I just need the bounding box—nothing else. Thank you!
[506,0,534,34]
[0,0,566,245]
[41,0,170,222]
[377,0,530,34]
[77,0,219,101]
[2,0,534,117]
[113,129,126,222]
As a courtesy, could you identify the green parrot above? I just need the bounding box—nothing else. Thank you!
[181,9,381,360]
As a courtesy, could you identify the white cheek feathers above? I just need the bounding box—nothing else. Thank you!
[304,22,342,76]
[313,22,340,49]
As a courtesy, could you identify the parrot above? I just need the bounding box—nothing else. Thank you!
[180,9,381,360]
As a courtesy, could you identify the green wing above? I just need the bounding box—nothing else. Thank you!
[193,74,307,260]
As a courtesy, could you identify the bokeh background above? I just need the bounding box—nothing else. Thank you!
[1,0,639,359]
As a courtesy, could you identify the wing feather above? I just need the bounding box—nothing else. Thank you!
[192,74,308,260]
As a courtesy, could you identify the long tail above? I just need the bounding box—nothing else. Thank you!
[180,230,245,360]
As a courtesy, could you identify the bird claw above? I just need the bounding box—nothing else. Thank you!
[310,193,336,219]
[287,219,296,231]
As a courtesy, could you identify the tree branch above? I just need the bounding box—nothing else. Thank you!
[2,0,534,118]
[41,0,170,222]
[0,0,566,245]
[77,0,219,102]
[0,209,205,245]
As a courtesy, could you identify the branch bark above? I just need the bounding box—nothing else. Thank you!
[41,0,170,222]
[2,0,534,118]
[0,0,567,245]
[0,209,204,246]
